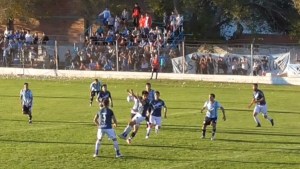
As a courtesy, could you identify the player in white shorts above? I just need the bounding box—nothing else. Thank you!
[119,90,149,144]
[248,83,274,127]
[146,91,167,139]
[93,99,122,158]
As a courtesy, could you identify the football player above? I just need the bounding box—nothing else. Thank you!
[200,93,226,140]
[248,83,274,127]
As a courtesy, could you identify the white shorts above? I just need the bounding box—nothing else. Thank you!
[132,113,146,125]
[149,115,162,126]
[254,104,268,115]
[97,128,117,140]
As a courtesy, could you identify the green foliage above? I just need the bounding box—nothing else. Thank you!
[0,77,300,168]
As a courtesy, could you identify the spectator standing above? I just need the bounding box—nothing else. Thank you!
[132,3,141,27]
[121,8,129,26]
[98,7,111,26]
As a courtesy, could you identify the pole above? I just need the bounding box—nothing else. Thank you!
[182,40,185,74]
[116,40,119,71]
[55,40,58,73]
[250,42,253,76]
[22,47,25,75]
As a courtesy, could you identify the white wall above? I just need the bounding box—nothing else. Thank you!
[1,68,300,85]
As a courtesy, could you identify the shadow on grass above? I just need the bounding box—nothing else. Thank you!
[0,138,204,151]
[0,94,126,101]
[121,155,194,162]
[225,108,300,115]
[219,128,300,137]
[217,138,300,145]
[213,159,300,166]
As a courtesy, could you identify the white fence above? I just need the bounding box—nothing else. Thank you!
[1,67,300,85]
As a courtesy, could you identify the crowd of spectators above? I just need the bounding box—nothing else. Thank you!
[0,26,49,67]
[65,3,184,72]
[192,54,270,76]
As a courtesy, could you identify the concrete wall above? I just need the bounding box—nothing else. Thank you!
[1,68,300,85]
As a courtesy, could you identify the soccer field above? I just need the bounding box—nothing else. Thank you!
[0,77,299,169]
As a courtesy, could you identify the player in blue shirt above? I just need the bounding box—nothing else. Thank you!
[200,93,226,140]
[20,83,33,124]
[145,83,155,127]
[248,83,274,127]
[97,84,113,108]
[93,99,122,158]
[146,91,167,139]
[118,90,149,144]
[90,79,102,106]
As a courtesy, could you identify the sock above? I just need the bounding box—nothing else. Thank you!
[212,128,216,137]
[266,117,272,121]
[29,114,32,121]
[202,129,206,137]
[253,116,261,125]
[90,97,93,104]
[122,125,132,137]
[146,127,151,137]
[130,132,136,139]
[155,125,159,134]
[113,141,120,154]
[95,140,101,155]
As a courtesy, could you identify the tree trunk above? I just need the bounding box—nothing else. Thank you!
[7,18,14,31]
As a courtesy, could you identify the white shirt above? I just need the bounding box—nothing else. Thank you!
[203,101,222,118]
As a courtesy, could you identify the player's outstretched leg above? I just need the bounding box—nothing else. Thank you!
[263,114,274,126]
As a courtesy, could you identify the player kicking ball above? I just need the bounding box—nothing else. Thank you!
[200,93,226,140]
[119,90,150,144]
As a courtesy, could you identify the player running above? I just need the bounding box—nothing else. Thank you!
[90,79,102,106]
[20,83,33,124]
[200,93,226,140]
[145,91,167,139]
[93,99,122,158]
[119,90,150,144]
[248,83,274,127]
[97,84,113,108]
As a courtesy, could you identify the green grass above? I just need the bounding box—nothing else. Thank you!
[0,77,300,169]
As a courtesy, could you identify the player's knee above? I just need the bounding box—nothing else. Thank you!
[253,113,258,117]
[112,138,117,141]
[263,114,268,119]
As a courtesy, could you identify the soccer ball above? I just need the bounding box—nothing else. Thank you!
[127,96,134,102]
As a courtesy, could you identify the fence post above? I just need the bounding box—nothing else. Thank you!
[116,40,119,71]
[182,40,185,74]
[55,40,58,76]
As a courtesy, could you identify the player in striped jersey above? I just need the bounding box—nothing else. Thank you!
[93,99,122,158]
[146,91,167,139]
[97,84,113,108]
[200,93,226,140]
[118,90,149,144]
[90,79,102,106]
[20,83,33,124]
[248,83,274,127]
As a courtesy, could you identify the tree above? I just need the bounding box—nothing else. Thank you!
[0,0,37,30]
